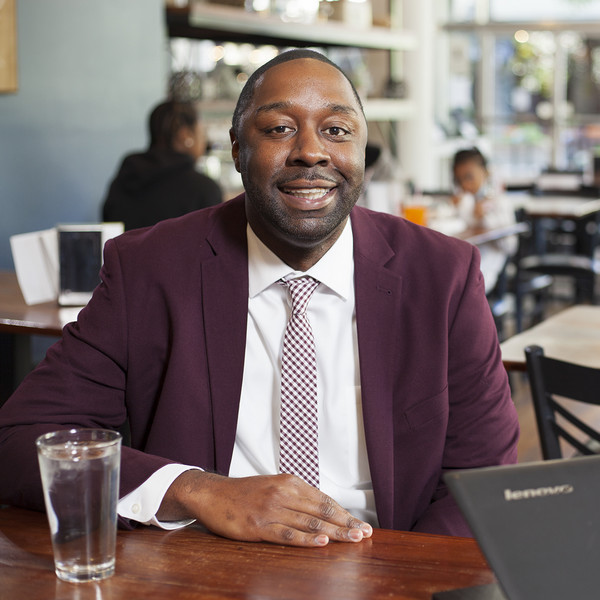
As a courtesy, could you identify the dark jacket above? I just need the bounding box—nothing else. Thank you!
[0,196,519,536]
[102,148,222,230]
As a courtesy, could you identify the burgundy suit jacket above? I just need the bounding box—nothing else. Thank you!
[0,195,519,536]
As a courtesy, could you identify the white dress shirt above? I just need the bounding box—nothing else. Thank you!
[118,219,377,528]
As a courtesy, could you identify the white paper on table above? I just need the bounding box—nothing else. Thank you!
[9,229,59,305]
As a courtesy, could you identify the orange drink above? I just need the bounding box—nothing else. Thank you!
[403,204,428,226]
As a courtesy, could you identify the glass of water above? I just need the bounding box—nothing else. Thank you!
[36,428,121,583]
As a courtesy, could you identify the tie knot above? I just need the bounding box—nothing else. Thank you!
[281,276,320,316]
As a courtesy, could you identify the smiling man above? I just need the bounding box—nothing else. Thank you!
[232,55,367,272]
[0,50,519,547]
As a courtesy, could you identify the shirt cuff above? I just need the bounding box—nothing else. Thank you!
[117,463,202,530]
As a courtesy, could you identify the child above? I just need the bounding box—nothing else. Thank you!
[451,147,518,294]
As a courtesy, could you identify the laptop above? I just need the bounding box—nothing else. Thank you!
[435,455,600,600]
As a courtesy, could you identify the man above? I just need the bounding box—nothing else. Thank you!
[0,50,519,547]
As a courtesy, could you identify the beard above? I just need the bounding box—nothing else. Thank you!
[242,169,363,250]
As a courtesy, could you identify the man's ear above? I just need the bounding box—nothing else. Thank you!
[229,128,241,173]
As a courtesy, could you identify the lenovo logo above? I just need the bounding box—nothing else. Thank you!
[504,484,574,501]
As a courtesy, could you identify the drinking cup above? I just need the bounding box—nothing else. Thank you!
[36,428,121,583]
[403,203,428,226]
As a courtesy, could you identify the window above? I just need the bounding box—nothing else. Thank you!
[443,0,600,186]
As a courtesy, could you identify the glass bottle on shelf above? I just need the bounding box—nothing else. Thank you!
[245,0,271,14]
[270,0,320,23]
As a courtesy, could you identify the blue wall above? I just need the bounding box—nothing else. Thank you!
[0,0,167,270]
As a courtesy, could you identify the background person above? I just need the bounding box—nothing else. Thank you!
[451,147,518,293]
[102,100,222,231]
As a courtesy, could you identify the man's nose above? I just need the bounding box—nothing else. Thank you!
[288,129,330,166]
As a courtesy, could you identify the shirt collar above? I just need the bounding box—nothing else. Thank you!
[247,219,354,300]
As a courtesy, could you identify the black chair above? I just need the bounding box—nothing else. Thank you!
[505,211,554,332]
[519,253,600,304]
[485,221,554,339]
[517,206,600,306]
[525,344,600,459]
[486,257,512,341]
[511,263,553,333]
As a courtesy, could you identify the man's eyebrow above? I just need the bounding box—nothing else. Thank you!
[255,101,291,115]
[255,101,359,116]
[327,103,359,116]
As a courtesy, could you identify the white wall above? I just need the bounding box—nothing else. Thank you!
[398,0,437,191]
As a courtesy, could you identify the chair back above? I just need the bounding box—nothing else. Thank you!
[525,345,600,459]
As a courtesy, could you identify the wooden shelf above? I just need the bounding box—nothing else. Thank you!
[166,4,417,51]
[444,20,600,35]
[166,3,417,132]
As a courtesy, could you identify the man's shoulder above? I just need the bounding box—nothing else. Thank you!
[351,207,481,301]
[109,195,246,260]
[351,205,472,258]
[119,196,243,238]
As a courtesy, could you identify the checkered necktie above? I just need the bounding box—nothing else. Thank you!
[279,276,320,488]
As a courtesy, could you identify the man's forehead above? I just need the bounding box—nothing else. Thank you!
[257,57,345,87]
[252,59,361,108]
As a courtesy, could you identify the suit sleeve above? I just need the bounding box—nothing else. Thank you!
[411,244,520,536]
[0,239,176,518]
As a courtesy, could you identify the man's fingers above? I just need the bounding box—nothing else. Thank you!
[264,524,366,548]
[265,524,329,547]
[241,476,374,546]
[281,480,373,537]
[277,505,373,545]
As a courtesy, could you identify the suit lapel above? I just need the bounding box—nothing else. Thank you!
[352,208,403,528]
[201,198,249,474]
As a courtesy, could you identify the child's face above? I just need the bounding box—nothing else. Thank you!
[454,160,488,195]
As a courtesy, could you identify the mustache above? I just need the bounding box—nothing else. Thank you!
[276,170,340,186]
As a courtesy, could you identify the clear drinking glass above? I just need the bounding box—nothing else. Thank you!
[36,428,121,583]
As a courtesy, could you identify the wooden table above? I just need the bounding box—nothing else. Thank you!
[500,305,600,371]
[513,195,600,220]
[0,506,494,600]
[0,270,73,402]
[511,195,600,257]
[0,270,69,336]
[457,222,529,246]
[429,216,529,247]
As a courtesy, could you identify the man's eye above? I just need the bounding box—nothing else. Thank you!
[324,126,349,137]
[267,125,293,134]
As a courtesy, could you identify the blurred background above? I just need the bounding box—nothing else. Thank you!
[4,0,600,268]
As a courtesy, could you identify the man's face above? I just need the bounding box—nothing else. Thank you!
[231,58,367,261]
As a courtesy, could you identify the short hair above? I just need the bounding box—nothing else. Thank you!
[231,49,365,137]
[148,100,199,149]
[452,147,488,172]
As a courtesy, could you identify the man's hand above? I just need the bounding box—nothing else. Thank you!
[156,470,373,547]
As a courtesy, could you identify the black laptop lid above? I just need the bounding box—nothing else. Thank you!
[444,455,600,600]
